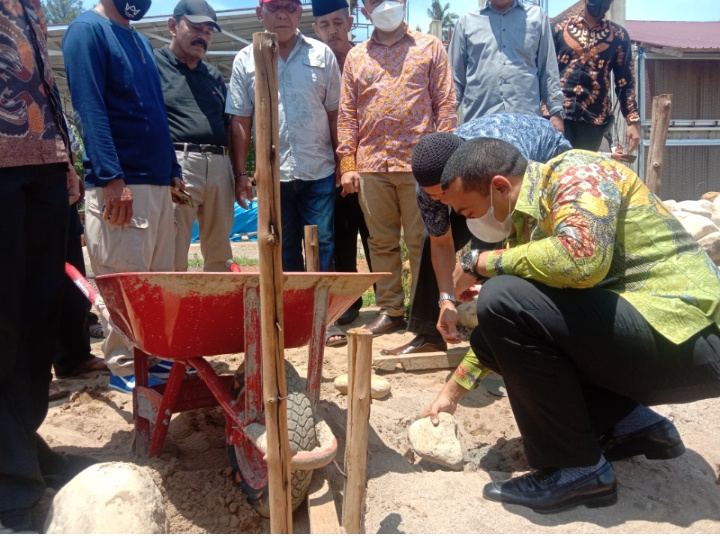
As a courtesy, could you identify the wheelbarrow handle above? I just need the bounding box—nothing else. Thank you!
[226,259,242,273]
[64,262,113,326]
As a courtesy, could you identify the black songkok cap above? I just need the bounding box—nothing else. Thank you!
[311,0,349,17]
[412,132,464,187]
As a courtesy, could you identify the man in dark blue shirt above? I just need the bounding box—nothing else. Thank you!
[63,0,184,393]
[384,114,571,356]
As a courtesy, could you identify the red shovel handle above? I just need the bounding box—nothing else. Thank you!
[64,262,112,326]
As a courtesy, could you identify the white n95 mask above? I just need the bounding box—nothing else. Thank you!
[370,1,405,32]
[465,188,513,243]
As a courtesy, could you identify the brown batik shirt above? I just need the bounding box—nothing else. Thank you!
[553,15,640,127]
[0,0,69,169]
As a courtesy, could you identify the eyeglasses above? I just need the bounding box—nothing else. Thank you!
[263,2,300,13]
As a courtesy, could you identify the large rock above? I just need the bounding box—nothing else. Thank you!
[44,462,167,534]
[456,299,479,329]
[333,373,391,399]
[407,413,463,470]
[698,231,720,265]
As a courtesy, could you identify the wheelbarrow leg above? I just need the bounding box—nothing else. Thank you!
[148,361,186,457]
[133,348,151,455]
[307,285,330,409]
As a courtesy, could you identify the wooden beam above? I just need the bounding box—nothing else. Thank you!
[373,346,468,372]
[253,31,293,534]
[304,225,319,272]
[307,468,342,534]
[646,94,673,197]
[342,328,373,534]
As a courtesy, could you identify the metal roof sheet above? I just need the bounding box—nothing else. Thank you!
[625,21,720,51]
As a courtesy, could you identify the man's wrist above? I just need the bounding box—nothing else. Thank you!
[438,292,456,307]
[234,172,249,178]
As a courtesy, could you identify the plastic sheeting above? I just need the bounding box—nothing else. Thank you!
[191,199,258,243]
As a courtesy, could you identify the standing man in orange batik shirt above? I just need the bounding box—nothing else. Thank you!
[337,0,456,336]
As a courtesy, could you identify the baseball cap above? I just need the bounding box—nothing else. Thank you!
[258,0,302,5]
[173,0,222,32]
[311,0,348,17]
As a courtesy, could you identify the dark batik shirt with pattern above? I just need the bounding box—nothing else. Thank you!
[416,113,571,237]
[553,16,640,127]
[0,0,69,168]
[454,150,720,391]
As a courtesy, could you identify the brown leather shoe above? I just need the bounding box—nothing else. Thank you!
[364,313,407,336]
[380,334,448,356]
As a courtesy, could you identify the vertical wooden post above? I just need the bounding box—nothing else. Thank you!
[304,225,319,272]
[646,94,672,197]
[342,328,373,534]
[253,31,293,533]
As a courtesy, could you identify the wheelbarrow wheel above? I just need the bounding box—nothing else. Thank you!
[228,362,318,518]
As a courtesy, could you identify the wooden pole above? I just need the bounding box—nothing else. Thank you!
[342,328,373,534]
[645,94,673,197]
[304,225,319,272]
[253,31,293,533]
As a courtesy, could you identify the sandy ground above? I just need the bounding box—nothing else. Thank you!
[38,243,720,533]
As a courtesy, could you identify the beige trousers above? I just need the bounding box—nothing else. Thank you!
[84,184,175,376]
[359,172,423,317]
[173,150,235,272]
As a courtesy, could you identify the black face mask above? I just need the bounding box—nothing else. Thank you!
[112,0,152,20]
[586,0,612,18]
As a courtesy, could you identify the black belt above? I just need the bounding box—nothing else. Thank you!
[174,143,227,155]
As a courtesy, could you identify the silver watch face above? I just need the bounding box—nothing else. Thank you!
[462,250,476,273]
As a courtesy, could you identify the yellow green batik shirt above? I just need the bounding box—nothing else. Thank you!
[453,150,720,391]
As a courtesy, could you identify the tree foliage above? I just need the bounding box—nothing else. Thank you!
[426,0,458,40]
[42,0,84,24]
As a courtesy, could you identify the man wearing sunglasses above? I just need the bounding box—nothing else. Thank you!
[227,0,342,278]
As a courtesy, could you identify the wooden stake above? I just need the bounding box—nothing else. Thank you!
[646,94,672,197]
[253,31,293,533]
[307,467,342,534]
[342,328,373,534]
[304,225,319,272]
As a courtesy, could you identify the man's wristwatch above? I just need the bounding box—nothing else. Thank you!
[438,293,456,307]
[460,249,481,280]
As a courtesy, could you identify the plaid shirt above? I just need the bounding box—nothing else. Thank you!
[337,27,457,175]
[553,16,640,126]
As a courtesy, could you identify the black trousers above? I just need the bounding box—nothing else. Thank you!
[408,210,495,336]
[563,120,605,152]
[52,205,92,377]
[0,163,69,512]
[470,276,720,469]
[334,189,372,310]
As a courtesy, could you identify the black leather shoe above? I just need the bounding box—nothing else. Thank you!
[602,418,685,462]
[337,307,360,326]
[482,460,617,513]
[380,334,447,356]
[364,314,407,336]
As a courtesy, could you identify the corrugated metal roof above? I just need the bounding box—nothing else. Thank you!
[626,21,720,51]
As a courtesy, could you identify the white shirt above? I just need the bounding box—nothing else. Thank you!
[226,32,341,182]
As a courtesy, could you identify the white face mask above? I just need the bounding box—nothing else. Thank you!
[465,187,513,243]
[370,1,405,32]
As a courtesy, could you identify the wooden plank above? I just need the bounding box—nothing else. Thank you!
[342,329,373,534]
[646,94,673,197]
[372,346,468,372]
[307,468,342,534]
[253,31,293,533]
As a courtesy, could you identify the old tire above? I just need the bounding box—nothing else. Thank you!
[227,362,317,518]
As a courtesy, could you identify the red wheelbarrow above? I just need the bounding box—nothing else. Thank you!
[95,271,382,516]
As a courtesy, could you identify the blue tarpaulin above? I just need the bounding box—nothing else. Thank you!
[191,199,258,243]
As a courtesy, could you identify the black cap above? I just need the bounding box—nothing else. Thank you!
[173,0,222,32]
[412,132,464,187]
[311,0,349,17]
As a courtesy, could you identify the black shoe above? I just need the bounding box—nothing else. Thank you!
[0,507,34,533]
[337,307,360,326]
[482,460,617,513]
[602,418,685,462]
[36,435,96,490]
[380,333,447,356]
